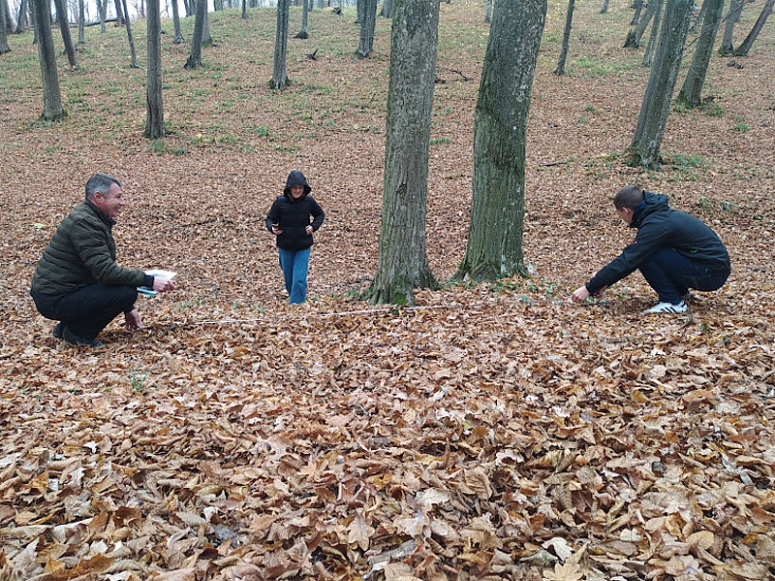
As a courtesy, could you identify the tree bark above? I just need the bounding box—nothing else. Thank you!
[121,0,138,67]
[629,0,659,48]
[53,0,79,70]
[630,0,643,25]
[719,0,742,54]
[145,0,165,138]
[16,0,31,33]
[457,0,547,282]
[296,0,309,38]
[171,0,184,43]
[77,0,85,43]
[733,0,774,56]
[601,0,610,13]
[677,0,723,107]
[484,0,492,22]
[31,0,65,120]
[0,0,10,54]
[381,0,394,18]
[113,0,124,24]
[367,0,441,305]
[627,0,694,168]
[271,0,290,88]
[554,0,574,75]
[357,0,377,57]
[185,0,206,69]
[96,0,107,32]
[642,0,663,66]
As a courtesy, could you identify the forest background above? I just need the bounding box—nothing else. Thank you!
[1,0,774,579]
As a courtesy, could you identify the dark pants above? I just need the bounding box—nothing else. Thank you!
[639,248,730,304]
[31,284,138,340]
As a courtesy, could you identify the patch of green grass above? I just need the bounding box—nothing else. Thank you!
[429,137,451,146]
[574,56,637,76]
[731,123,750,132]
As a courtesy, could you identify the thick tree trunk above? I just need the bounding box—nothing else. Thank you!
[719,0,742,54]
[145,0,165,138]
[53,0,78,70]
[677,0,723,107]
[121,0,138,68]
[356,0,377,57]
[271,0,290,88]
[185,0,206,69]
[31,0,65,120]
[367,0,441,305]
[554,0,574,75]
[627,0,694,168]
[733,0,774,56]
[171,0,184,43]
[457,0,547,282]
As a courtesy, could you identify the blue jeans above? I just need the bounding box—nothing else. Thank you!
[31,284,138,340]
[639,248,730,304]
[278,247,311,304]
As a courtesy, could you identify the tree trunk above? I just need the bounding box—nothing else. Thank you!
[629,0,659,48]
[554,0,574,75]
[733,0,774,56]
[113,0,124,24]
[719,0,742,54]
[171,0,184,42]
[689,0,706,32]
[627,0,694,168]
[77,0,85,43]
[121,0,138,67]
[457,0,547,282]
[1,0,14,33]
[96,0,106,32]
[53,0,78,70]
[0,0,10,54]
[367,0,441,305]
[145,0,165,138]
[202,4,211,46]
[677,0,723,107]
[271,0,290,89]
[296,0,309,38]
[31,0,65,121]
[381,0,394,18]
[357,0,377,57]
[242,0,247,19]
[484,0,492,22]
[16,0,31,33]
[185,0,206,69]
[642,0,663,66]
[630,0,643,25]
[601,0,610,14]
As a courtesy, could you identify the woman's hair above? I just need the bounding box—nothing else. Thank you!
[85,172,121,201]
[613,184,644,210]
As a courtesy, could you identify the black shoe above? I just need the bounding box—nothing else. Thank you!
[53,322,65,338]
[62,327,105,348]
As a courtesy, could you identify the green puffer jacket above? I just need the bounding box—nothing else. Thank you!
[31,201,151,295]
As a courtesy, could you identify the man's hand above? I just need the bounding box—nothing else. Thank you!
[153,277,175,293]
[125,309,142,332]
[571,285,591,304]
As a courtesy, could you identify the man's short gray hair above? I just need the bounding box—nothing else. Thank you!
[85,173,121,201]
[613,184,645,210]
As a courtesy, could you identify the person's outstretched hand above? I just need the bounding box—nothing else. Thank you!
[125,309,142,332]
[153,277,175,293]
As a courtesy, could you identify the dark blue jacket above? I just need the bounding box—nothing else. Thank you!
[586,191,730,295]
[265,170,325,251]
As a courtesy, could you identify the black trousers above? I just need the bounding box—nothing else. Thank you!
[31,284,138,340]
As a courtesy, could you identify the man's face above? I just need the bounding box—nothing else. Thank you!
[94,183,126,220]
[616,206,634,225]
[290,185,304,199]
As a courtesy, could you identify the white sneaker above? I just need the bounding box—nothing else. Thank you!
[643,300,688,314]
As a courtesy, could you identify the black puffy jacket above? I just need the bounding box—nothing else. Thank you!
[265,170,325,251]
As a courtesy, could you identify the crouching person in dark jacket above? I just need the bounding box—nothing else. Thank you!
[30,173,175,348]
[266,170,325,304]
[571,184,731,314]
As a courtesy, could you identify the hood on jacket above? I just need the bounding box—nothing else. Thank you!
[631,190,669,228]
[283,170,312,200]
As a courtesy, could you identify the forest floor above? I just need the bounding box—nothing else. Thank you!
[1,1,774,579]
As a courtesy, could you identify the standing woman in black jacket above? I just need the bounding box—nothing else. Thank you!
[266,170,325,304]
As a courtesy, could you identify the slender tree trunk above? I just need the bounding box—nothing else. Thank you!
[31,0,65,120]
[1,0,14,33]
[484,0,492,22]
[554,0,574,75]
[53,0,78,70]
[296,0,309,38]
[121,0,138,67]
[271,0,290,88]
[627,0,694,168]
[689,0,706,32]
[77,0,85,43]
[357,0,377,57]
[381,0,394,18]
[630,0,643,25]
[629,0,659,47]
[733,0,774,56]
[113,0,124,24]
[242,0,247,18]
[145,0,165,138]
[677,0,723,107]
[367,0,441,305]
[719,0,742,54]
[171,0,184,42]
[0,0,10,54]
[202,4,211,46]
[185,0,206,69]
[601,0,610,14]
[457,0,547,282]
[642,0,663,66]
[16,0,30,33]
[96,0,107,32]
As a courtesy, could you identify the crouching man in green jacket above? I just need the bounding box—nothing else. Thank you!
[30,173,175,348]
